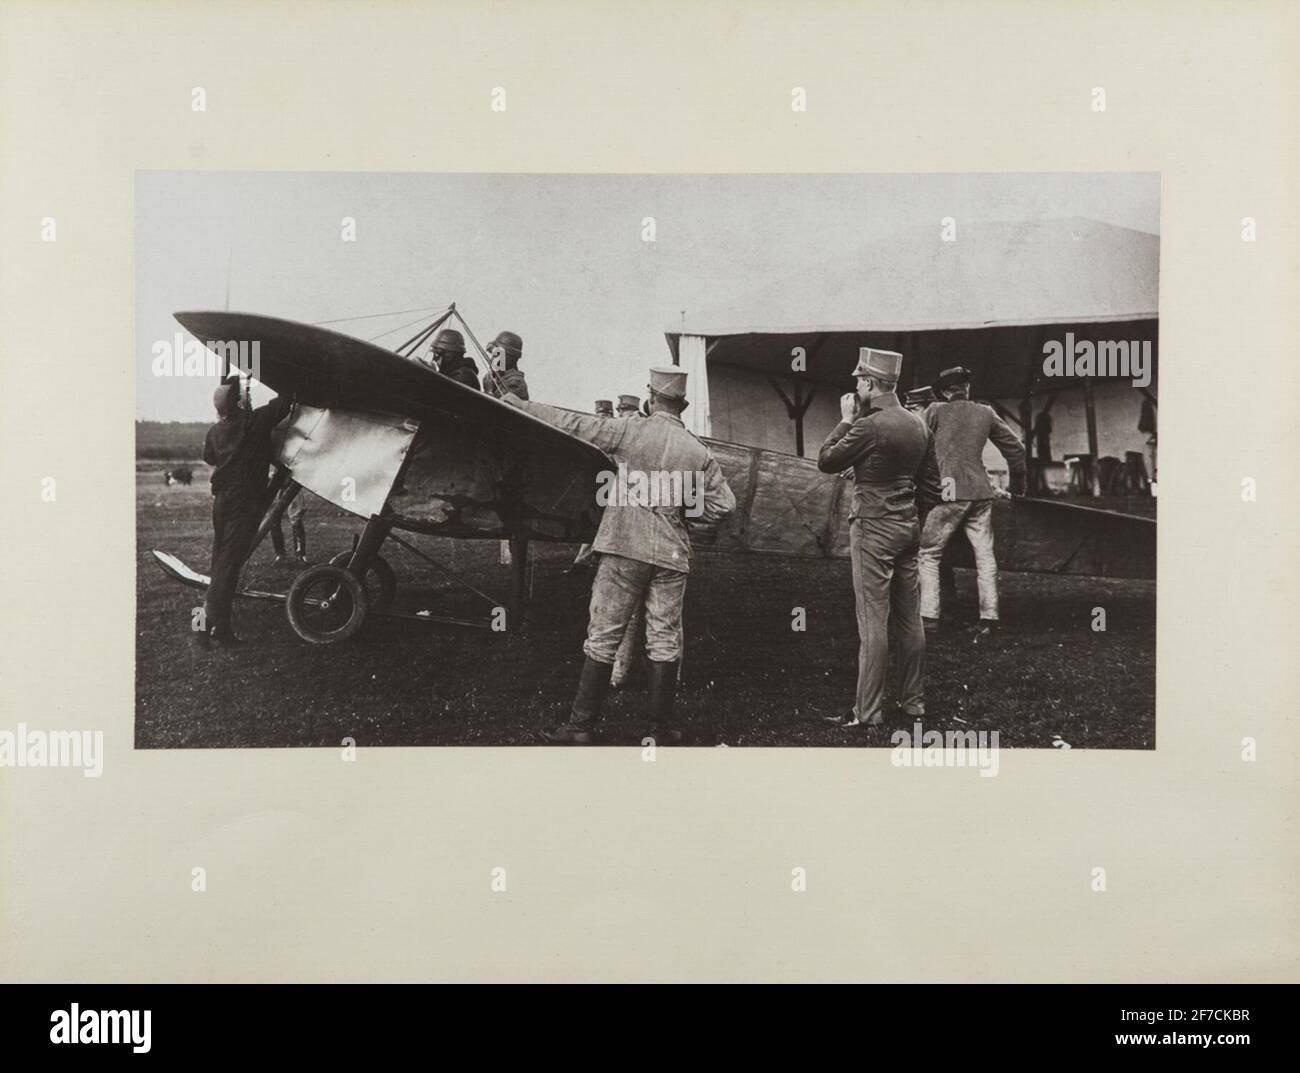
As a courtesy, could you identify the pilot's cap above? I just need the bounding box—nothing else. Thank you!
[616,394,641,413]
[432,328,465,355]
[647,367,688,410]
[852,347,903,380]
[594,399,614,417]
[213,380,240,415]
[489,330,523,359]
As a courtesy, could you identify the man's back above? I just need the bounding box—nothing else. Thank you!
[925,399,1026,499]
[818,394,941,521]
[612,410,709,479]
[504,398,735,571]
[204,396,291,503]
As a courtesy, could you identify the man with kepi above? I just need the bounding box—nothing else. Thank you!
[501,367,735,743]
[818,348,943,728]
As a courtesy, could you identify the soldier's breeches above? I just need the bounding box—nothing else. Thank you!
[918,501,999,620]
[584,553,686,664]
[611,604,646,684]
[850,517,926,721]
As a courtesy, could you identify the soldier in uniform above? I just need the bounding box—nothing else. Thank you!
[482,330,528,400]
[502,368,736,744]
[817,348,943,728]
[616,394,641,417]
[917,365,1026,635]
[425,328,480,390]
[200,377,293,648]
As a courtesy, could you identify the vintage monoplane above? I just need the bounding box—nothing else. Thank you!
[152,303,1155,645]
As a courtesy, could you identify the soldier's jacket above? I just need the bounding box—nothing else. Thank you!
[817,392,944,522]
[924,398,1026,499]
[484,366,529,400]
[504,396,736,573]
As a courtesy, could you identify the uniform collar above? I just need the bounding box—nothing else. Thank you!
[650,410,685,427]
[867,392,900,413]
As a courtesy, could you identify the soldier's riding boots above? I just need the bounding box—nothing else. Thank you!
[645,658,683,745]
[542,656,613,744]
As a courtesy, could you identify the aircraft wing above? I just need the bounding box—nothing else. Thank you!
[174,311,611,466]
[175,311,613,540]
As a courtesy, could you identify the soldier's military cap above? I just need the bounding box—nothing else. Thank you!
[852,347,903,380]
[647,367,688,409]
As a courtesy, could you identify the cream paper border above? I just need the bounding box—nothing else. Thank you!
[1,0,1297,982]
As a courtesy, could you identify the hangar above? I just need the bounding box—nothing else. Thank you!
[664,217,1159,493]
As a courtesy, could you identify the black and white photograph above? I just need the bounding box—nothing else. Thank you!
[136,171,1158,751]
[3,0,1296,1020]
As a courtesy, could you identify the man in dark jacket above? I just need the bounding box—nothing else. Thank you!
[426,328,480,390]
[200,378,292,647]
[481,330,528,400]
[917,365,1027,634]
[818,348,944,728]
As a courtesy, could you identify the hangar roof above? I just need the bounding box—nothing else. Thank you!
[666,217,1159,338]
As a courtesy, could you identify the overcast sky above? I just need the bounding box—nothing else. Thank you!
[135,171,1158,421]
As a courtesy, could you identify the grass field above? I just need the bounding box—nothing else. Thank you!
[135,464,1156,749]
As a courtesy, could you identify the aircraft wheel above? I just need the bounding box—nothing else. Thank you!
[328,552,397,612]
[286,565,367,644]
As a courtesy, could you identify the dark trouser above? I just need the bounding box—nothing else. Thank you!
[849,515,926,722]
[203,494,265,636]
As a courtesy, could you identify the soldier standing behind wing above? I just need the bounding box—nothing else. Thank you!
[482,330,528,400]
[917,365,1026,636]
[269,481,309,564]
[502,368,736,744]
[817,348,944,728]
[200,378,293,648]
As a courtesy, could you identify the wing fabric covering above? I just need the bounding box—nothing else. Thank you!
[278,404,418,519]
